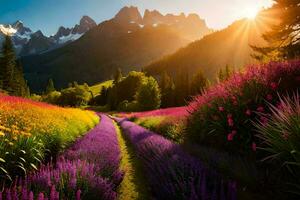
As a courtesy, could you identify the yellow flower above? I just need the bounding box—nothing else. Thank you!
[0,131,5,137]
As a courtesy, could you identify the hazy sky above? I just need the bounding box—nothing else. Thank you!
[0,0,273,36]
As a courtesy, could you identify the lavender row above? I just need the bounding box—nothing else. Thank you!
[116,118,237,200]
[1,115,124,200]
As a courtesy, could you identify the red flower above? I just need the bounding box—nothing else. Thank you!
[231,130,237,136]
[245,109,251,116]
[260,116,268,125]
[257,106,264,112]
[227,133,234,141]
[227,118,234,127]
[252,142,257,152]
[218,107,224,112]
[266,94,273,101]
[270,82,278,90]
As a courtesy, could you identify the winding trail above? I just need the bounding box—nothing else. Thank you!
[113,116,237,200]
[112,119,151,200]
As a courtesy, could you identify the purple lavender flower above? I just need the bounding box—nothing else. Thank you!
[116,118,236,200]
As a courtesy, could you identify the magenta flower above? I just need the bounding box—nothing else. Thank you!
[218,106,224,112]
[245,109,252,116]
[227,133,234,141]
[270,82,278,90]
[266,94,273,101]
[257,106,264,112]
[227,118,234,127]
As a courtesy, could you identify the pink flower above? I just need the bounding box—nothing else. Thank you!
[227,114,233,118]
[76,190,81,200]
[227,133,234,141]
[260,116,268,125]
[257,106,264,112]
[218,107,224,112]
[266,94,273,101]
[252,142,257,152]
[227,118,234,127]
[245,109,251,116]
[270,82,278,90]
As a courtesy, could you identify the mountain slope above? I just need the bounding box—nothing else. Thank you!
[0,16,96,56]
[145,18,268,80]
[21,6,212,92]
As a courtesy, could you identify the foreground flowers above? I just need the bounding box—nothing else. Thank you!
[0,94,98,182]
[0,115,124,200]
[116,118,237,200]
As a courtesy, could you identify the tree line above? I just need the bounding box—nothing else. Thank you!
[0,36,29,97]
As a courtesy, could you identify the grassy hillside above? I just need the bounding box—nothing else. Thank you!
[89,80,113,96]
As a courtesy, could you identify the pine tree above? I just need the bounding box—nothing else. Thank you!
[46,78,56,94]
[175,69,190,106]
[191,70,208,96]
[0,36,16,93]
[0,36,29,96]
[14,61,29,96]
[252,1,300,60]
[160,71,175,108]
[113,68,122,84]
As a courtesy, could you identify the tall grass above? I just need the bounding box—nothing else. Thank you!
[255,93,300,195]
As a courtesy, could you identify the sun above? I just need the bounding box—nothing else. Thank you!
[243,6,260,19]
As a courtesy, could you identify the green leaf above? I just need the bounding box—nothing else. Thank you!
[30,163,38,170]
[0,167,8,174]
[0,158,5,163]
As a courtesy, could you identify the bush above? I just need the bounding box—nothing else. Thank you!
[255,93,300,194]
[57,85,91,107]
[108,71,145,109]
[42,91,61,104]
[187,60,300,154]
[117,100,138,112]
[136,77,161,111]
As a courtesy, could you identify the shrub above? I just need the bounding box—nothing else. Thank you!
[108,71,145,109]
[135,77,161,111]
[255,93,300,195]
[57,85,91,107]
[187,60,300,154]
[42,91,61,104]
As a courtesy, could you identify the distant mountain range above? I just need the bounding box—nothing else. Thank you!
[19,6,213,92]
[0,16,96,56]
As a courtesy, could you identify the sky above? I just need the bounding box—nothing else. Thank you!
[0,0,273,36]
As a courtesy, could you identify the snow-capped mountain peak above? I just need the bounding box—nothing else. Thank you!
[0,15,96,56]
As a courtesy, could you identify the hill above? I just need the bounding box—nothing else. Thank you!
[21,6,212,92]
[90,80,113,96]
[145,17,268,80]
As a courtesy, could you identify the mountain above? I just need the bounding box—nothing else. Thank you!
[144,16,269,81]
[21,6,212,92]
[0,21,33,54]
[0,16,96,56]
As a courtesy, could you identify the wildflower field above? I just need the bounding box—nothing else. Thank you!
[0,94,98,183]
